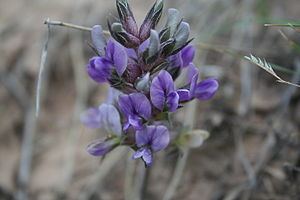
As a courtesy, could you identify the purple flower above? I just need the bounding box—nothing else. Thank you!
[87,39,128,83]
[150,70,179,112]
[118,93,152,130]
[133,125,170,166]
[87,57,112,83]
[188,66,219,100]
[81,104,122,135]
[87,138,120,156]
[80,107,101,128]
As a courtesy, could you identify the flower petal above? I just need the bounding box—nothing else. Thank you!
[142,148,153,166]
[118,94,134,117]
[87,57,112,83]
[151,125,170,152]
[106,39,128,76]
[98,104,122,136]
[129,93,152,120]
[194,78,219,100]
[80,107,101,128]
[86,139,118,156]
[177,89,190,102]
[166,91,179,112]
[136,127,151,147]
[181,45,195,67]
[150,70,175,111]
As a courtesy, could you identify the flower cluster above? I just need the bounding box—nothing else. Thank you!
[81,0,219,166]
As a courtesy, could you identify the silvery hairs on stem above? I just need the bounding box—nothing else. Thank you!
[78,0,219,167]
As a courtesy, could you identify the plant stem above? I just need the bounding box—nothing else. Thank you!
[44,18,110,36]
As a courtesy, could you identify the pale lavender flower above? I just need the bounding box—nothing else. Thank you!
[133,125,170,166]
[80,107,101,128]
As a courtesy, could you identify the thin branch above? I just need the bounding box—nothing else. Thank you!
[44,18,110,36]
[36,19,51,117]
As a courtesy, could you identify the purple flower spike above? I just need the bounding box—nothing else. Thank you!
[150,70,179,111]
[87,57,112,83]
[193,78,219,100]
[106,39,128,76]
[80,107,101,128]
[118,93,152,130]
[133,125,170,166]
[87,138,119,156]
[181,45,195,67]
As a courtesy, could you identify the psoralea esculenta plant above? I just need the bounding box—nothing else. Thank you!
[81,0,219,167]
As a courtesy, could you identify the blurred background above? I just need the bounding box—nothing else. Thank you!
[1,0,300,199]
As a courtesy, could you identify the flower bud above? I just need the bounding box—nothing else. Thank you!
[116,0,139,36]
[139,0,164,41]
[135,72,150,92]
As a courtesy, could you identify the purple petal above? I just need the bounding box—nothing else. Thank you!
[177,89,190,102]
[128,115,143,130]
[186,63,199,84]
[129,93,152,120]
[166,91,179,112]
[193,78,219,100]
[181,45,195,67]
[168,52,183,68]
[133,147,146,159]
[98,104,122,136]
[87,57,112,83]
[126,48,137,60]
[136,127,151,147]
[87,139,118,156]
[138,38,150,54]
[105,39,128,76]
[80,107,101,128]
[150,70,175,111]
[132,147,153,166]
[151,125,170,152]
[118,94,134,117]
[142,148,153,166]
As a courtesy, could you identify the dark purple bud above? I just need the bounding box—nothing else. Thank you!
[87,138,119,156]
[80,107,101,128]
[108,22,140,48]
[91,25,106,56]
[139,0,164,41]
[116,0,139,36]
[181,45,195,67]
[87,57,112,83]
[193,78,219,100]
